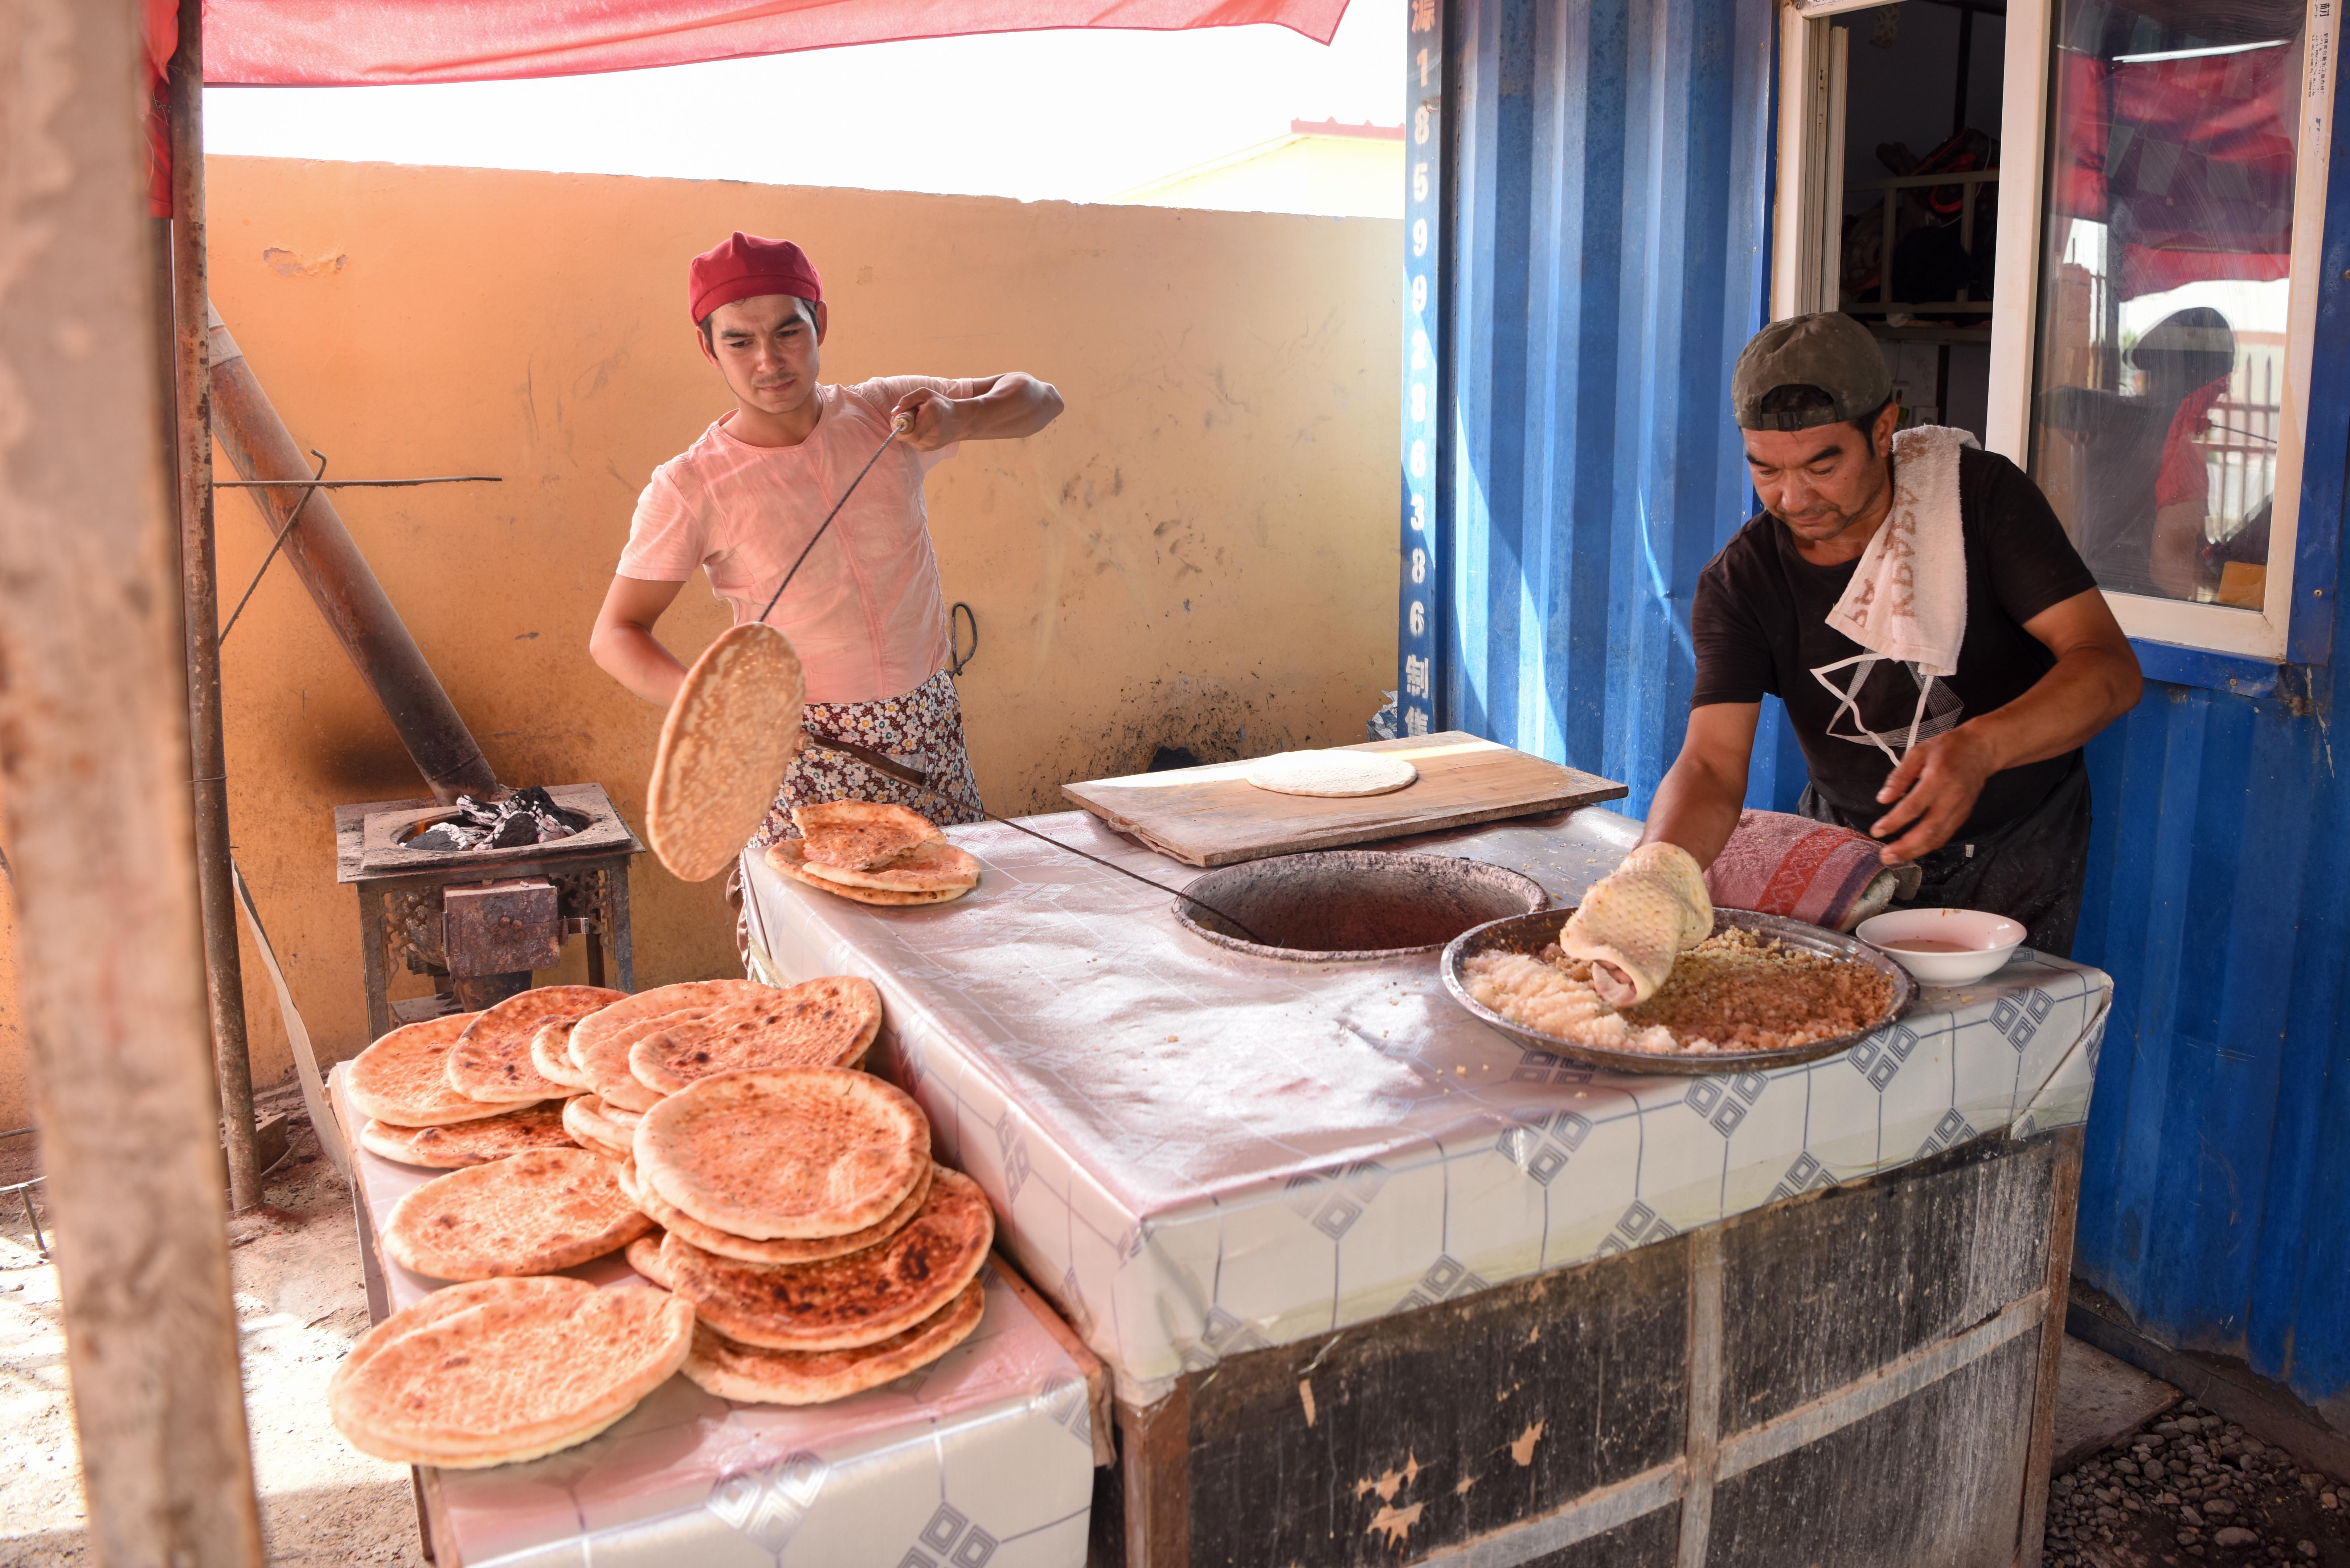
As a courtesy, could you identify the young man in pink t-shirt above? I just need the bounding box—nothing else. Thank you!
[591,232,1062,855]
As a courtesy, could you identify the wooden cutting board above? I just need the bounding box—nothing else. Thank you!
[1061,732,1626,867]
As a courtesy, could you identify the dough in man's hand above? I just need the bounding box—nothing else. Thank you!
[1561,842,1712,1006]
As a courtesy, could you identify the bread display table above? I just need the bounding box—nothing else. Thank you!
[741,804,2109,1567]
[332,1074,1104,1568]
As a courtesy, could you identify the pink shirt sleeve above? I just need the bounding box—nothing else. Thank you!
[616,467,706,582]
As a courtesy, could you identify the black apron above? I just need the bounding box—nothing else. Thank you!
[1798,756,2092,957]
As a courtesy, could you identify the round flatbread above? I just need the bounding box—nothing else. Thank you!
[659,1166,994,1351]
[791,801,939,871]
[798,840,980,895]
[562,1095,636,1162]
[359,1104,576,1169]
[345,1014,504,1129]
[681,1276,985,1405]
[330,1277,692,1468]
[766,840,966,907]
[447,986,627,1104]
[635,1067,930,1241]
[384,1147,651,1282]
[628,977,881,1095]
[625,1231,673,1289]
[570,981,777,1112]
[529,1019,594,1091]
[627,1155,932,1266]
[647,622,805,883]
[1243,749,1419,797]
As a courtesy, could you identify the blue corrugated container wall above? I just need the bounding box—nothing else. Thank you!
[1432,0,2350,1431]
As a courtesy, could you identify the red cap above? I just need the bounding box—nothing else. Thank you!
[688,232,823,324]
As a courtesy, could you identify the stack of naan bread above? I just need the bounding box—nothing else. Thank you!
[765,801,981,907]
[333,974,992,1467]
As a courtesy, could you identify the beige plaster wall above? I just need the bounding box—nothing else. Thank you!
[0,158,1398,1126]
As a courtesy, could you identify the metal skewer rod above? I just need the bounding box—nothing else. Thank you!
[213,475,501,488]
[757,415,910,626]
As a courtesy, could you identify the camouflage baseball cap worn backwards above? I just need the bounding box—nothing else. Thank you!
[1732,311,1893,431]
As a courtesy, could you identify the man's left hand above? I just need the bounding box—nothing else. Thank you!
[1869,725,1999,863]
[890,388,961,451]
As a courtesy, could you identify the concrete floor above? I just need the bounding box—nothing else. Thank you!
[0,1094,427,1567]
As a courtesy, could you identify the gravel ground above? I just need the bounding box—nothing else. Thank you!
[0,1090,426,1567]
[2046,1399,2350,1566]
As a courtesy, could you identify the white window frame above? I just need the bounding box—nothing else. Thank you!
[1775,0,2342,663]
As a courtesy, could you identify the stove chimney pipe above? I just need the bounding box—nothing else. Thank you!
[205,305,499,804]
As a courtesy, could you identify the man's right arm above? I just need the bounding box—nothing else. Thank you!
[1639,702,1760,869]
[589,576,691,706]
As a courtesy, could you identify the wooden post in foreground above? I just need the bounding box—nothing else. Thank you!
[0,3,266,1564]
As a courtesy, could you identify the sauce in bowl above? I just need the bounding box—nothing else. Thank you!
[1881,938,1976,954]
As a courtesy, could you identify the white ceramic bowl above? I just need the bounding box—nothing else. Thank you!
[1854,907,2026,985]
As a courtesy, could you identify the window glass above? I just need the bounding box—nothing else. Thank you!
[2031,0,2305,606]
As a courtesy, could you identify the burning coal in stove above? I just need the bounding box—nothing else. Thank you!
[405,787,591,853]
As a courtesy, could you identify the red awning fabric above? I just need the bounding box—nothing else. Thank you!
[146,0,1346,211]
[167,1,1344,87]
[2051,42,2300,296]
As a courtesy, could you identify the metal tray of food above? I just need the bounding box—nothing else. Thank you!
[1440,906,1919,1076]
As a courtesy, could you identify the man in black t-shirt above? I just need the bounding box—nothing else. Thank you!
[1643,313,2143,955]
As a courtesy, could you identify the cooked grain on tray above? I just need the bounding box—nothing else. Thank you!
[1465,925,1892,1056]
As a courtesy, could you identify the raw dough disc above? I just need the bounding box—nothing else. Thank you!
[1242,750,1418,798]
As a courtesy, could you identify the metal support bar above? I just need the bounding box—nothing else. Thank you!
[205,307,500,804]
[170,0,259,1215]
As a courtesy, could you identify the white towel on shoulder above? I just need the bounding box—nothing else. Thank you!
[1824,425,1974,678]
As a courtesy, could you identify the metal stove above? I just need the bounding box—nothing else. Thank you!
[334,782,642,1039]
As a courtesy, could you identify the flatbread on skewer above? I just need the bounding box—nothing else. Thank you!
[680,1276,986,1405]
[447,986,626,1103]
[384,1147,651,1281]
[658,1165,994,1351]
[766,839,967,907]
[330,1277,691,1468]
[634,1067,929,1241]
[627,976,880,1094]
[345,1014,505,1129]
[647,622,805,883]
[622,1156,933,1266]
[359,1104,576,1169]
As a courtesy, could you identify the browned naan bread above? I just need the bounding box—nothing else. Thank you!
[798,839,980,895]
[569,981,777,1111]
[330,1277,691,1466]
[346,1014,505,1128]
[626,1156,932,1266]
[529,1019,594,1091]
[635,1067,929,1240]
[627,976,880,1094]
[383,1147,651,1281]
[791,801,938,871]
[624,1231,673,1289]
[561,1095,636,1161]
[648,623,804,883]
[681,1275,985,1405]
[766,839,966,907]
[447,986,626,1103]
[359,1104,576,1169]
[658,1166,994,1351]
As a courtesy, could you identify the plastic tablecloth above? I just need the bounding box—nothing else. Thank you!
[742,806,2110,1404]
[332,1074,1097,1568]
